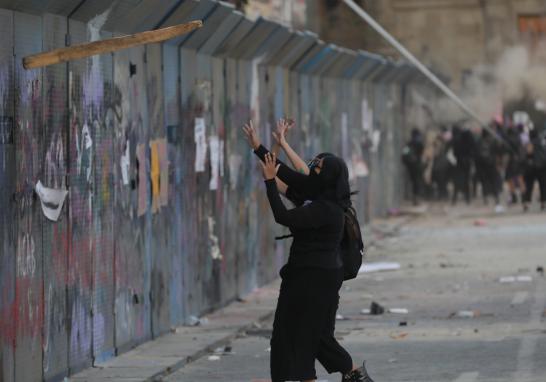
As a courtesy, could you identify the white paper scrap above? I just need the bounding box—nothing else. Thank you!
[35,180,68,222]
[209,135,219,190]
[194,118,207,172]
[120,140,130,185]
[389,308,409,314]
[359,262,401,274]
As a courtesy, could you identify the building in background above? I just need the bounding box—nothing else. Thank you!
[226,0,307,29]
[308,0,546,90]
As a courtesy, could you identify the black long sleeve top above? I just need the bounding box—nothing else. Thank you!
[259,150,344,269]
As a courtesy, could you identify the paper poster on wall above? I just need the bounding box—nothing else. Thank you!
[371,130,381,153]
[35,180,68,222]
[361,99,373,131]
[120,140,130,185]
[250,59,260,124]
[209,135,220,190]
[194,118,207,172]
[136,143,148,216]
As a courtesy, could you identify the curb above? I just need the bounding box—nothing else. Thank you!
[148,310,276,382]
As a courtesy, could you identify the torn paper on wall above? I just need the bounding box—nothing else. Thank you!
[194,118,207,173]
[35,180,68,222]
[250,59,260,124]
[120,140,130,185]
[209,135,219,190]
[362,99,373,131]
[208,216,223,260]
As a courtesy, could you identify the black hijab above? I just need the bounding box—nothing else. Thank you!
[285,154,351,210]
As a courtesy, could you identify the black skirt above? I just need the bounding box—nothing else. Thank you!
[270,265,353,381]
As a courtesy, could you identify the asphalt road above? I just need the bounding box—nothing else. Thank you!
[164,205,546,382]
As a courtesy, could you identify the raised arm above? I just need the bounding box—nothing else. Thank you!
[243,120,311,199]
[261,153,325,229]
[273,118,310,175]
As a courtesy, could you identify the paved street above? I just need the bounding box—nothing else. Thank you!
[164,205,546,382]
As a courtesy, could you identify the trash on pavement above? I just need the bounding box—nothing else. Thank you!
[389,332,408,340]
[360,308,371,315]
[370,301,385,315]
[473,219,487,226]
[188,315,209,326]
[359,262,401,273]
[214,345,233,354]
[207,355,221,361]
[451,310,480,318]
[537,266,544,275]
[499,275,533,283]
[399,321,408,326]
[389,308,409,314]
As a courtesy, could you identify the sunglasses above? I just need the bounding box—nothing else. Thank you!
[307,158,322,170]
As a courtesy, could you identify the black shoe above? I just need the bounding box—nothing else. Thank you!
[342,361,375,382]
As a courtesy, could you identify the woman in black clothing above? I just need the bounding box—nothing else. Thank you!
[243,121,374,382]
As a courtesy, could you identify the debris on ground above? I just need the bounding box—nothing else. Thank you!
[335,313,346,320]
[499,275,533,283]
[213,345,233,355]
[187,315,209,326]
[537,266,544,275]
[359,262,401,273]
[473,219,487,227]
[370,301,385,315]
[450,310,480,318]
[389,308,409,314]
[207,355,221,361]
[399,321,408,327]
[252,321,263,329]
[360,308,371,315]
[389,332,409,340]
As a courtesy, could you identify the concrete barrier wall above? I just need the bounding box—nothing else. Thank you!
[0,1,437,380]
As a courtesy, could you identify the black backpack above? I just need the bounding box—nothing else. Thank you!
[340,206,365,280]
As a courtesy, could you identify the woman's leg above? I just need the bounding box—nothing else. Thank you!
[316,272,353,376]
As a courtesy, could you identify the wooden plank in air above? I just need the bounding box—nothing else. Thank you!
[23,20,203,69]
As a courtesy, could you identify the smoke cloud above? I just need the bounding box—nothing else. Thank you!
[425,39,546,126]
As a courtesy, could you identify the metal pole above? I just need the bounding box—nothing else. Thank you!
[343,0,487,127]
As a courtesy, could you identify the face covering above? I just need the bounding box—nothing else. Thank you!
[284,154,351,208]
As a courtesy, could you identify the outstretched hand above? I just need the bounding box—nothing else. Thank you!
[242,120,261,150]
[272,118,294,145]
[260,152,280,180]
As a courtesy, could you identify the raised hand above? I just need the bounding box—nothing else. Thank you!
[242,120,261,150]
[273,118,292,146]
[260,152,280,180]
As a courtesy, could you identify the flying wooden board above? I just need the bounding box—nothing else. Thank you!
[23,20,203,69]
